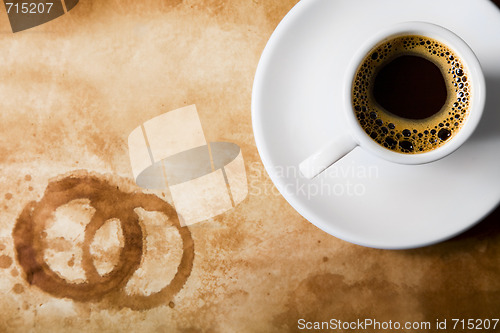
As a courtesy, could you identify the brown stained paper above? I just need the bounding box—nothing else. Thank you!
[0,0,500,332]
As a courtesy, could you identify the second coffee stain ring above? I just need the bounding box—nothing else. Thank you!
[81,191,195,310]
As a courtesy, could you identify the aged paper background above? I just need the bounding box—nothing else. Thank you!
[0,0,500,332]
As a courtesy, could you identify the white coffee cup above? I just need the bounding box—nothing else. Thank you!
[299,22,486,179]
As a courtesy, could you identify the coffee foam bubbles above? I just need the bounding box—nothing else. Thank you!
[352,35,471,153]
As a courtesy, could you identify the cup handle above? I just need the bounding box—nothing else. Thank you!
[299,133,358,179]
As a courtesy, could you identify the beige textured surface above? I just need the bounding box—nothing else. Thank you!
[0,1,500,332]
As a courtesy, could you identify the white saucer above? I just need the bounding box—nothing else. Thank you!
[252,0,500,249]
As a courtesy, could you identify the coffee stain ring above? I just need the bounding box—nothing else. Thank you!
[98,192,194,310]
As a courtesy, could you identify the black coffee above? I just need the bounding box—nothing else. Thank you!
[373,55,447,119]
[352,35,471,153]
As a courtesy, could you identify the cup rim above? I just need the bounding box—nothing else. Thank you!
[343,21,486,165]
